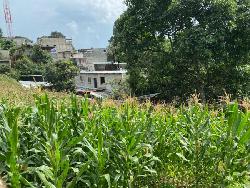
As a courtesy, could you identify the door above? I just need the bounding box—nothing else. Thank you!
[94,78,98,88]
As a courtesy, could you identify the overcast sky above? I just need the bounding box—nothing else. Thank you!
[0,0,126,48]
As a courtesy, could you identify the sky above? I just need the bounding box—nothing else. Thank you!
[0,0,126,49]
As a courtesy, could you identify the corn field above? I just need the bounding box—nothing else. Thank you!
[0,94,249,187]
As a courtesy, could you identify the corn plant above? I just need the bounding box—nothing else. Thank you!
[0,95,249,187]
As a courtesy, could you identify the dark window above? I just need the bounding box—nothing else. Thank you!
[80,76,84,82]
[88,77,91,84]
[100,77,105,84]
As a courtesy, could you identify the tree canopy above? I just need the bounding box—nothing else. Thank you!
[110,0,250,101]
[44,60,79,92]
[50,31,65,38]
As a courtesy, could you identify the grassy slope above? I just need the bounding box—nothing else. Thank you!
[0,75,68,105]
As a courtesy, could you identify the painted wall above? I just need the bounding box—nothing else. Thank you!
[76,72,126,91]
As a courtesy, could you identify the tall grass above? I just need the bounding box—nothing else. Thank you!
[0,94,249,187]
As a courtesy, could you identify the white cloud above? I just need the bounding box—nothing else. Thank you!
[56,0,126,23]
[66,21,79,35]
[10,0,127,48]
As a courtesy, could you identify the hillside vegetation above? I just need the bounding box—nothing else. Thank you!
[0,84,249,187]
[0,75,68,105]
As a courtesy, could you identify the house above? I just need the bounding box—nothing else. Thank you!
[72,48,108,70]
[36,36,74,60]
[71,53,90,70]
[12,36,33,47]
[76,70,127,92]
[74,47,127,93]
[1,36,33,47]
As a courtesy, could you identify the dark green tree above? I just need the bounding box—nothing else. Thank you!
[0,64,10,74]
[0,39,15,50]
[44,60,79,91]
[12,56,44,76]
[0,29,3,37]
[30,45,52,64]
[50,31,65,38]
[111,0,250,101]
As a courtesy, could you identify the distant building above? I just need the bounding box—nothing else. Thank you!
[72,48,108,70]
[37,36,74,60]
[12,36,33,47]
[71,53,90,70]
[1,36,33,47]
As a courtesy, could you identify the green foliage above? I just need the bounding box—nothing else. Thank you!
[110,79,131,99]
[0,29,3,38]
[0,65,10,75]
[30,45,52,64]
[12,56,44,76]
[0,95,249,187]
[0,39,15,50]
[50,31,65,38]
[111,0,250,101]
[44,60,79,92]
[8,45,52,78]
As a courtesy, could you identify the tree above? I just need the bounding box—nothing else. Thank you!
[110,0,250,101]
[0,64,10,74]
[0,28,3,37]
[0,39,15,50]
[50,31,65,38]
[30,45,52,64]
[44,60,79,91]
[12,56,44,76]
[8,44,53,77]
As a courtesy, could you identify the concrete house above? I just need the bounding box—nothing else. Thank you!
[72,48,108,70]
[1,36,33,47]
[75,48,127,92]
[76,70,127,91]
[12,36,33,47]
[37,36,74,60]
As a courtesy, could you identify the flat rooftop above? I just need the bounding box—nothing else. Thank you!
[80,70,127,74]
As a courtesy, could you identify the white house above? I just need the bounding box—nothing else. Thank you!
[76,70,127,91]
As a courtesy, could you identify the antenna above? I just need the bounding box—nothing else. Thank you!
[3,0,13,38]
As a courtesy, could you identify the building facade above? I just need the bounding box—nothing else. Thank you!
[76,70,127,91]
[37,36,74,60]
[74,48,127,93]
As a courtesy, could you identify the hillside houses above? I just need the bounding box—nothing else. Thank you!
[0,34,127,94]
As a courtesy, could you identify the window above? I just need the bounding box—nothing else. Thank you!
[88,77,92,84]
[80,76,84,83]
[100,77,105,84]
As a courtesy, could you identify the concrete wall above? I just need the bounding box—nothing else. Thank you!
[37,37,74,53]
[76,72,126,91]
[0,50,11,65]
[0,50,10,60]
[78,48,107,63]
[13,37,33,47]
